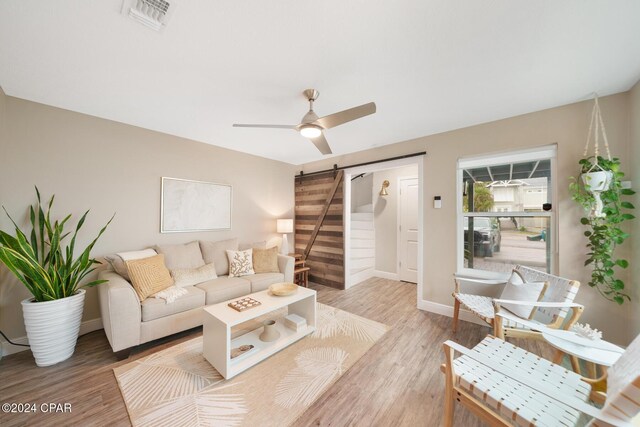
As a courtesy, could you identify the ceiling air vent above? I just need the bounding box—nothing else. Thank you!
[122,0,176,32]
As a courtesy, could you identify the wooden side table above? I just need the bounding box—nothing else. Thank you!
[290,253,310,288]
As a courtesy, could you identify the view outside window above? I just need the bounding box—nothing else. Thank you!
[460,158,552,274]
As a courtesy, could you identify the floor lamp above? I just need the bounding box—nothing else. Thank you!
[277,219,293,255]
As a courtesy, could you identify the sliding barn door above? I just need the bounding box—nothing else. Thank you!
[295,171,345,289]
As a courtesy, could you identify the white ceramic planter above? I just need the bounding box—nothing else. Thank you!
[581,171,613,192]
[21,289,85,367]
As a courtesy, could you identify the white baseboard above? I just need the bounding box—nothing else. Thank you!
[372,270,399,281]
[417,299,488,327]
[0,317,104,357]
[349,268,375,288]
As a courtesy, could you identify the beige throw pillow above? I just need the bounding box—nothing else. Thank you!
[105,248,157,282]
[200,238,239,276]
[499,269,547,319]
[253,246,279,274]
[126,254,174,301]
[171,262,218,287]
[226,249,255,277]
[154,241,205,271]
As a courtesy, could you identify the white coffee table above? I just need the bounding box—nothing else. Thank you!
[542,329,624,377]
[203,287,316,379]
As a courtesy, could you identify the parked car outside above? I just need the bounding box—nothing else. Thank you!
[464,217,501,257]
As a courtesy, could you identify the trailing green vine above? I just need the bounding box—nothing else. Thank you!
[569,156,635,304]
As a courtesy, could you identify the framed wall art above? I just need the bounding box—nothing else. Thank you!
[161,177,232,233]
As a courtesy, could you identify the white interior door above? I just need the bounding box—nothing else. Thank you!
[399,177,419,283]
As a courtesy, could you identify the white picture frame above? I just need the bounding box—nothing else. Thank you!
[161,177,232,233]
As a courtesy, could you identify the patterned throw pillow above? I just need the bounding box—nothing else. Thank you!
[126,254,174,301]
[226,249,255,277]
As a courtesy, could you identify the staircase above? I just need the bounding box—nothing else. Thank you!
[350,204,375,286]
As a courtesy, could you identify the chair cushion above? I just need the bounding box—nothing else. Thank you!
[499,270,547,318]
[199,238,239,276]
[154,241,205,271]
[195,276,251,305]
[246,272,285,292]
[141,286,205,322]
[453,336,590,427]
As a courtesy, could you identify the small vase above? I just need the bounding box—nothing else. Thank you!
[259,320,280,342]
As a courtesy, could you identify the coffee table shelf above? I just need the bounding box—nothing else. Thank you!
[203,287,316,379]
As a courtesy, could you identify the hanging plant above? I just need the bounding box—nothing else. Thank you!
[569,97,635,305]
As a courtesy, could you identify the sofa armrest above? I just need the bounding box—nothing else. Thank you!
[98,270,141,352]
[278,254,295,283]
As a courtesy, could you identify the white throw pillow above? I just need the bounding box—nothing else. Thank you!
[226,249,255,277]
[499,269,547,319]
[171,262,218,287]
[105,248,157,282]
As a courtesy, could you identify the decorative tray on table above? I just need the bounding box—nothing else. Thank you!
[228,297,262,312]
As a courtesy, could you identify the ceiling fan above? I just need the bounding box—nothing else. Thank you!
[233,89,376,155]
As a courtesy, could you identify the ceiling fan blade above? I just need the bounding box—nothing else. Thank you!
[233,124,297,129]
[309,132,332,155]
[313,102,376,129]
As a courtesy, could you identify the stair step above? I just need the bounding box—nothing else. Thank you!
[351,229,375,239]
[351,212,373,221]
[355,204,373,213]
[351,220,374,230]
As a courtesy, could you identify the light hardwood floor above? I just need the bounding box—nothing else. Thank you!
[0,277,552,426]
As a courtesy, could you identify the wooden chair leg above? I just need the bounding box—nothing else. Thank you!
[452,298,460,333]
[442,343,456,427]
[553,349,565,365]
[570,356,582,374]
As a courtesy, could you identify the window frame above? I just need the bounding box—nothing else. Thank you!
[455,145,558,279]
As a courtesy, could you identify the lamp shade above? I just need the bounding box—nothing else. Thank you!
[277,219,294,233]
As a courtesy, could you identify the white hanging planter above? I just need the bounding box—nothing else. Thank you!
[21,289,85,367]
[581,170,613,192]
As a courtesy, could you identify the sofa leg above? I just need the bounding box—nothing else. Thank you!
[115,348,131,361]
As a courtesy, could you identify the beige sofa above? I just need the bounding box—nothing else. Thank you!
[98,238,294,353]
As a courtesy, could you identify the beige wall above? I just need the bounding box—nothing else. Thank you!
[302,92,635,345]
[372,165,418,274]
[0,95,295,347]
[630,80,640,341]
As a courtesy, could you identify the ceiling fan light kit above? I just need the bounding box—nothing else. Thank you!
[299,125,322,138]
[233,89,376,155]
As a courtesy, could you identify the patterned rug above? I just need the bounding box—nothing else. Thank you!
[113,303,388,426]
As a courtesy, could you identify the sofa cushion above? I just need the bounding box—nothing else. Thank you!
[126,254,174,301]
[247,272,286,292]
[196,276,251,305]
[253,246,279,274]
[199,238,239,276]
[154,241,205,270]
[105,248,157,282]
[141,284,206,322]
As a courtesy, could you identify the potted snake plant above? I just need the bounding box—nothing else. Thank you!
[0,188,113,366]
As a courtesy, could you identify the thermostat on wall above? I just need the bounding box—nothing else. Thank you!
[434,196,442,209]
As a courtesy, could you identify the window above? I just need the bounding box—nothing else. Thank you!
[457,145,556,276]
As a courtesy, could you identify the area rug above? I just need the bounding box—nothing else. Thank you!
[113,303,388,427]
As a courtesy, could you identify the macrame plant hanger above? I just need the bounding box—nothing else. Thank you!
[582,95,613,218]
[583,96,612,171]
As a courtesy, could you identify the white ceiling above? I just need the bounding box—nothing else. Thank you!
[1,1,640,165]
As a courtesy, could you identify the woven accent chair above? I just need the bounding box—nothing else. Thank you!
[441,333,640,427]
[452,265,584,340]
